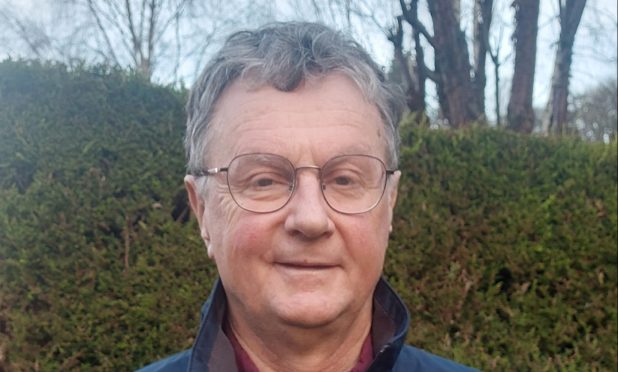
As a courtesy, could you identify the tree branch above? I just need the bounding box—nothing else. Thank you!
[124,0,143,67]
[146,0,157,75]
[153,0,188,45]
[387,16,416,91]
[87,0,120,65]
[399,0,435,48]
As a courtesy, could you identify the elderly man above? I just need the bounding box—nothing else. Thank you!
[141,22,475,371]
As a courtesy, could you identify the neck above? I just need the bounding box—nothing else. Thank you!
[226,302,373,372]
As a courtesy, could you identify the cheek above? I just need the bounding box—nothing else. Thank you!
[210,209,277,266]
[229,221,268,256]
[342,213,390,268]
[203,193,238,259]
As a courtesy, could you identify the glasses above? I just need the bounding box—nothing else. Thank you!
[191,153,397,214]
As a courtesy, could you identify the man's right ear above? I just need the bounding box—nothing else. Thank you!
[184,175,210,243]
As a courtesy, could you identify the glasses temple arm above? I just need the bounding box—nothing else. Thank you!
[189,167,229,177]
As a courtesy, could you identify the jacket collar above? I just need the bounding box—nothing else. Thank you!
[188,277,410,371]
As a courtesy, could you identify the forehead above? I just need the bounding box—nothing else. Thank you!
[206,74,386,164]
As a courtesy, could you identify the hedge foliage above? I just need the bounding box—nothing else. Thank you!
[0,60,216,370]
[389,119,617,370]
[0,60,616,371]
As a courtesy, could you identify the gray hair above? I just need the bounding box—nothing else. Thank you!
[185,21,404,173]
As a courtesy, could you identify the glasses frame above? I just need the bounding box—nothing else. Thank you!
[191,153,398,215]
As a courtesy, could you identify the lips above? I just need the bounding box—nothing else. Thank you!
[275,262,337,270]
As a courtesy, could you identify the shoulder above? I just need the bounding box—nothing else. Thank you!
[136,349,191,372]
[392,345,478,372]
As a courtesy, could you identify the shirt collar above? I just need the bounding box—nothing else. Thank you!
[188,277,410,371]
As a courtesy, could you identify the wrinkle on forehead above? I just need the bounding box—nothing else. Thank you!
[205,74,386,164]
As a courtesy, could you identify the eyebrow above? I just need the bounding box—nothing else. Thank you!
[332,143,377,156]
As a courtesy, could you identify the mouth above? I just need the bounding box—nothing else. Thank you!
[275,262,337,271]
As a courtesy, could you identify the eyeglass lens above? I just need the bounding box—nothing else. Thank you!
[225,153,388,214]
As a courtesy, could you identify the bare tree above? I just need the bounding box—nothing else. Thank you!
[426,0,484,128]
[472,0,494,118]
[477,0,515,128]
[486,18,509,127]
[0,0,274,83]
[0,4,58,59]
[390,6,426,114]
[507,0,540,133]
[79,0,190,80]
[543,0,587,135]
[391,0,490,128]
[388,17,415,110]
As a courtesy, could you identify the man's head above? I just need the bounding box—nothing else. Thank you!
[184,22,404,332]
[185,21,404,174]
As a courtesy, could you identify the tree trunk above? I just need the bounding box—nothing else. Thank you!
[428,0,483,128]
[388,16,426,113]
[507,0,540,133]
[493,57,501,126]
[473,0,494,118]
[410,3,427,114]
[543,0,587,135]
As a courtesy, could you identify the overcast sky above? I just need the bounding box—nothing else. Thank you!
[1,0,616,117]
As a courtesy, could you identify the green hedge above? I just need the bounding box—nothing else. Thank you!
[0,60,216,370]
[388,120,617,369]
[0,60,616,370]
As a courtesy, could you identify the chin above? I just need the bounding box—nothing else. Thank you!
[271,293,351,329]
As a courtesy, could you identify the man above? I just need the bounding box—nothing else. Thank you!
[140,22,475,371]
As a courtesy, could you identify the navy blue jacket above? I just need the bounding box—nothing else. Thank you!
[138,278,476,371]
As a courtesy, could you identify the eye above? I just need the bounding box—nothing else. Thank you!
[253,176,275,188]
[333,175,354,186]
[246,171,290,190]
[325,170,362,188]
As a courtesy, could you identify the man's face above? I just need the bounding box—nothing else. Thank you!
[185,74,399,330]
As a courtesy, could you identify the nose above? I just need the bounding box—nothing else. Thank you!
[283,169,334,239]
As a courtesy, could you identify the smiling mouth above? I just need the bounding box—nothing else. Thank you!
[276,263,336,270]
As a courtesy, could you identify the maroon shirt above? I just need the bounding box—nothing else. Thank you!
[225,323,374,372]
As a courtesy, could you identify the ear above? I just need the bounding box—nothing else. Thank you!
[184,175,214,258]
[386,171,401,233]
[387,170,401,210]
